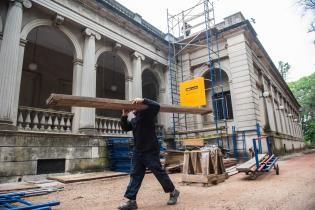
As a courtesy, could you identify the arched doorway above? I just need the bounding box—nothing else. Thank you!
[17,26,76,131]
[142,69,159,101]
[203,68,233,125]
[20,26,75,110]
[96,52,126,118]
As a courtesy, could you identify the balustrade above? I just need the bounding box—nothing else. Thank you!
[17,107,165,136]
[17,106,73,132]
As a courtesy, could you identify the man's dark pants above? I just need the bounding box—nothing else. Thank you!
[124,150,175,200]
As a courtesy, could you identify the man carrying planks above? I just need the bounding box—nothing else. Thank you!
[118,98,180,210]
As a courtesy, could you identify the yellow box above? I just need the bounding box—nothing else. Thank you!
[180,77,206,107]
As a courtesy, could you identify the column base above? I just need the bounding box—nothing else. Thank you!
[0,122,17,131]
[79,127,97,135]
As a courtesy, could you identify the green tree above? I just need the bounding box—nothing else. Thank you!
[278,61,291,81]
[298,0,315,44]
[289,72,315,144]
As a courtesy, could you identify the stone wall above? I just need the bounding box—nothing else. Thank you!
[0,131,116,183]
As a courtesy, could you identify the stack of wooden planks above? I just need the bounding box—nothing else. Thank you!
[181,147,228,186]
[223,158,238,168]
[164,150,185,173]
[236,154,267,172]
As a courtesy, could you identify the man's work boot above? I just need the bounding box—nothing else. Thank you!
[167,189,180,205]
[117,199,138,210]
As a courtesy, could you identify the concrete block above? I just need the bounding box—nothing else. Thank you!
[91,147,99,158]
[0,147,31,162]
[0,161,37,177]
[67,158,108,172]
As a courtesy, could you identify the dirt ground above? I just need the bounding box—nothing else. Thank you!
[29,152,315,210]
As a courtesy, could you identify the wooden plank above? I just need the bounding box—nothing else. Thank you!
[182,152,190,174]
[181,174,217,184]
[46,94,211,115]
[0,182,40,193]
[47,171,128,183]
[165,151,184,166]
[176,126,225,134]
[236,154,266,172]
[182,138,204,146]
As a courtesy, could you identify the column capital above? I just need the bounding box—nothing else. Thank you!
[54,14,65,26]
[113,42,122,52]
[159,88,166,94]
[10,0,32,9]
[125,76,133,82]
[132,51,145,61]
[19,38,27,47]
[73,58,83,65]
[83,28,101,40]
[151,61,159,69]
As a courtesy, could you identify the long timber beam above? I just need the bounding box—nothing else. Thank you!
[47,94,212,115]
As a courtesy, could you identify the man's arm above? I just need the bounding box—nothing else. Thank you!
[120,110,133,131]
[142,98,160,117]
[131,98,160,117]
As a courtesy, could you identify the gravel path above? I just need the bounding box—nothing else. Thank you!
[29,152,315,210]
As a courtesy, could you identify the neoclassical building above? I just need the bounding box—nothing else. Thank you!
[0,0,303,182]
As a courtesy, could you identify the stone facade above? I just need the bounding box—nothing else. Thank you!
[0,1,303,182]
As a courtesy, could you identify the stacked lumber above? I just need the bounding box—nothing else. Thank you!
[181,147,228,186]
[223,158,238,168]
[164,150,185,173]
[236,154,267,172]
[225,166,238,176]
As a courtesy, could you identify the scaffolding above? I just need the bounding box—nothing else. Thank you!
[166,0,230,150]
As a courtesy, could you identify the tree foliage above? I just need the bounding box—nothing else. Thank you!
[298,0,315,44]
[289,72,315,143]
[278,61,291,81]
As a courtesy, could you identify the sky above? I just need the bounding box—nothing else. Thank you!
[117,0,315,82]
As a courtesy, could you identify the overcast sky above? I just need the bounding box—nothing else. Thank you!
[117,0,315,82]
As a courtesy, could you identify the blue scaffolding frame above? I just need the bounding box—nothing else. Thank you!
[166,0,230,150]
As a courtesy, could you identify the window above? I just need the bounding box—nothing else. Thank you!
[213,91,233,120]
[37,159,65,174]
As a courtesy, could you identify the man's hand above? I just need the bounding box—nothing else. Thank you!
[132,98,144,104]
[122,109,130,117]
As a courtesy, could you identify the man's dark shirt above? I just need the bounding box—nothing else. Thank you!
[120,99,160,152]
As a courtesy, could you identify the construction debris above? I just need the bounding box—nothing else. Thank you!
[47,94,212,115]
[0,182,40,193]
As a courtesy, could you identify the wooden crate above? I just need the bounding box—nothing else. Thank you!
[181,149,227,186]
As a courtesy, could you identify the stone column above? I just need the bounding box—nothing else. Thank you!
[131,52,144,99]
[12,38,28,125]
[125,76,133,101]
[158,88,167,126]
[78,28,101,133]
[0,0,32,130]
[72,59,83,132]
